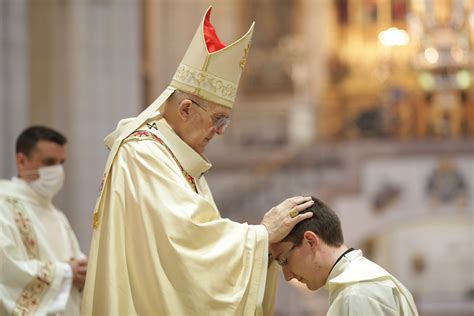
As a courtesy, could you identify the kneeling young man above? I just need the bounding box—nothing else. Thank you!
[270,197,419,316]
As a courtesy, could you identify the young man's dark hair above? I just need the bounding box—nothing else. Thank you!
[282,197,344,247]
[16,126,67,157]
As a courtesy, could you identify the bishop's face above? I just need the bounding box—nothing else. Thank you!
[180,98,231,154]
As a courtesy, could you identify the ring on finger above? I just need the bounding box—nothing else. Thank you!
[289,207,299,218]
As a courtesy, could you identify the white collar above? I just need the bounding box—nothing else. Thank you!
[149,119,212,179]
[0,177,52,207]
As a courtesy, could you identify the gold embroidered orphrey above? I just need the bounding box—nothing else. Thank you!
[4,197,55,315]
[13,262,55,316]
[6,197,39,259]
[93,173,107,229]
[124,130,198,193]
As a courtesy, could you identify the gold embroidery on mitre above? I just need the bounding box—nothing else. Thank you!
[240,44,250,69]
[6,198,39,259]
[13,261,54,315]
[173,64,237,102]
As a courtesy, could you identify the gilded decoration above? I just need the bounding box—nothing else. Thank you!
[173,64,237,102]
[92,212,100,229]
[240,44,250,69]
[6,198,39,259]
[92,173,107,229]
[13,262,54,316]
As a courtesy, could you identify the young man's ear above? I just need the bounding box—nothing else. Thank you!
[177,100,193,121]
[16,152,27,170]
[303,231,320,249]
[16,152,32,179]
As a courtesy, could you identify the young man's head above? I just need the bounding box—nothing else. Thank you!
[270,197,346,291]
[163,90,231,154]
[16,126,67,181]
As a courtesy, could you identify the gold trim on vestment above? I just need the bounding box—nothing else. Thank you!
[4,198,55,315]
[12,262,55,316]
[124,130,198,193]
[6,198,39,259]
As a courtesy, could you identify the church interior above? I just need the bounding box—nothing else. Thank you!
[1,0,473,315]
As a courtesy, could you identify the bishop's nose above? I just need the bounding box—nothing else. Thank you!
[214,125,226,135]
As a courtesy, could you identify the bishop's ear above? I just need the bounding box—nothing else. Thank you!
[177,99,193,121]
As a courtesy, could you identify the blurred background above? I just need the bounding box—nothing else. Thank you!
[1,0,473,315]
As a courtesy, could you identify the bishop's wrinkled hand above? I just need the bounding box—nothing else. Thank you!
[261,196,314,244]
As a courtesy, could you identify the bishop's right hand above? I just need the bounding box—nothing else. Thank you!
[261,196,314,244]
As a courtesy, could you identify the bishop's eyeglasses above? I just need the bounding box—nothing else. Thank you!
[189,99,231,132]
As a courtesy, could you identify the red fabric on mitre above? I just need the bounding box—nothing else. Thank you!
[203,8,226,53]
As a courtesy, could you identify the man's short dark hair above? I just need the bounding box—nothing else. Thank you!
[16,126,67,157]
[283,197,344,247]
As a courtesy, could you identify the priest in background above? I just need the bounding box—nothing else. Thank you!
[0,126,87,316]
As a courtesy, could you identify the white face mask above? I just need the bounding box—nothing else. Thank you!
[28,165,65,199]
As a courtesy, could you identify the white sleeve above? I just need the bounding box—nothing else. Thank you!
[43,262,73,313]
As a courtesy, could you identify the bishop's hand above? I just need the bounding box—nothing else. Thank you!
[261,196,314,244]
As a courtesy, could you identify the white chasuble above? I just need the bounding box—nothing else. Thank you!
[82,119,278,315]
[0,178,84,315]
